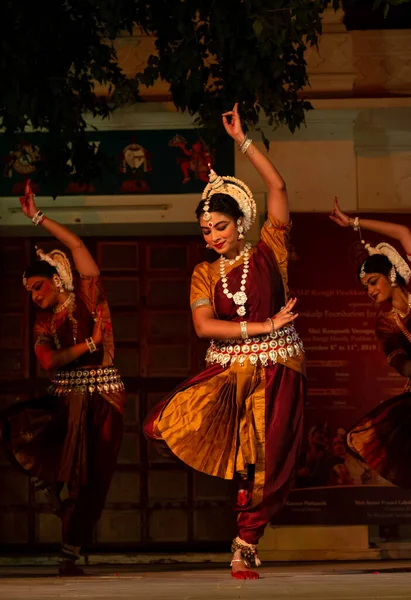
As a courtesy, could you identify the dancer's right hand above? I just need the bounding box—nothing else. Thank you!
[272,298,299,331]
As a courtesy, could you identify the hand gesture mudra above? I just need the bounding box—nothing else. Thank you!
[222,102,245,144]
[92,308,104,346]
[272,298,298,331]
[329,197,351,228]
[19,179,38,219]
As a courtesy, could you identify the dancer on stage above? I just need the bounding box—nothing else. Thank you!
[0,182,125,576]
[145,104,306,579]
[330,199,411,488]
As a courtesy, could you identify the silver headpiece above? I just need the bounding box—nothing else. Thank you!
[201,167,257,234]
[23,247,74,291]
[360,242,411,285]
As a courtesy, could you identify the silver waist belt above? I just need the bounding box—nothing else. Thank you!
[48,366,124,396]
[206,326,304,368]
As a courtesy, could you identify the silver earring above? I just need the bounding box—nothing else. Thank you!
[237,218,244,240]
[53,274,64,292]
[390,266,397,287]
[206,243,210,249]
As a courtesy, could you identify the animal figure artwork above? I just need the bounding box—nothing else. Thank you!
[169,135,213,184]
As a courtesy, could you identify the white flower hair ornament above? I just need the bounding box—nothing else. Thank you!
[201,167,257,236]
[360,241,411,285]
[22,247,74,291]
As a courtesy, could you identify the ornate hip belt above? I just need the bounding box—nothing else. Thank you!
[48,366,124,396]
[206,326,304,368]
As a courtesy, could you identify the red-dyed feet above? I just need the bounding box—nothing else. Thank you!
[237,489,250,508]
[231,569,260,580]
[231,558,260,579]
[58,560,85,577]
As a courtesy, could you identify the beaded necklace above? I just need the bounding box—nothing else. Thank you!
[392,293,411,344]
[51,292,78,349]
[220,243,251,317]
[221,242,251,267]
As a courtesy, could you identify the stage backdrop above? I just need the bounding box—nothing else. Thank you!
[274,212,411,526]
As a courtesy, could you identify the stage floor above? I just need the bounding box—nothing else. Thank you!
[1,561,411,599]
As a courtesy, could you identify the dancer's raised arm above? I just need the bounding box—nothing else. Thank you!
[20,180,99,276]
[330,197,411,256]
[222,103,289,224]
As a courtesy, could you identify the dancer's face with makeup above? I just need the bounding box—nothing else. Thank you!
[199,212,244,258]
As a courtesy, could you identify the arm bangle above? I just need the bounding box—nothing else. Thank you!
[86,337,97,353]
[238,134,248,151]
[240,321,248,340]
[266,318,275,335]
[241,138,253,154]
[349,216,360,232]
[238,135,253,154]
[32,211,45,226]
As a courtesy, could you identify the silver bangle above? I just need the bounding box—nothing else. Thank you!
[349,216,360,232]
[86,337,97,353]
[240,321,248,340]
[238,134,248,151]
[266,318,275,335]
[241,138,253,154]
[32,210,45,226]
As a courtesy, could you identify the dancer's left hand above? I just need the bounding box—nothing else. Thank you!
[19,179,38,219]
[329,197,350,228]
[272,298,299,331]
[92,307,104,345]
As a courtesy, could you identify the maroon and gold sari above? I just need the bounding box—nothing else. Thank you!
[347,289,411,489]
[145,216,306,544]
[0,275,125,548]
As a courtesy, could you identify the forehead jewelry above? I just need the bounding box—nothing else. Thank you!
[202,164,213,223]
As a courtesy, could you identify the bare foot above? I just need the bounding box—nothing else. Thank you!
[231,550,259,580]
[58,559,85,577]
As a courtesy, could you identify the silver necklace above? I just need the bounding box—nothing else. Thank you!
[54,292,75,314]
[220,243,251,316]
[391,293,411,319]
[221,242,252,267]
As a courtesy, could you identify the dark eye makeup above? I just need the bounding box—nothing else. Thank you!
[201,222,229,234]
[363,276,379,289]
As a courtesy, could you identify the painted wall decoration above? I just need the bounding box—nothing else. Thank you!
[0,130,234,197]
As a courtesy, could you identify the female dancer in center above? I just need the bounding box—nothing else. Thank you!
[145,104,306,579]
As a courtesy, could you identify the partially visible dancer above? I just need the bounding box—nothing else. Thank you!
[330,198,411,488]
[0,181,125,576]
[145,104,306,579]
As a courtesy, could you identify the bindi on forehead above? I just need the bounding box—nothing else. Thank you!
[25,283,40,292]
[362,274,379,285]
[200,218,230,230]
[200,217,216,228]
[25,277,49,292]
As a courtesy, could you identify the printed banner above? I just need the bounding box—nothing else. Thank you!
[274,213,411,525]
